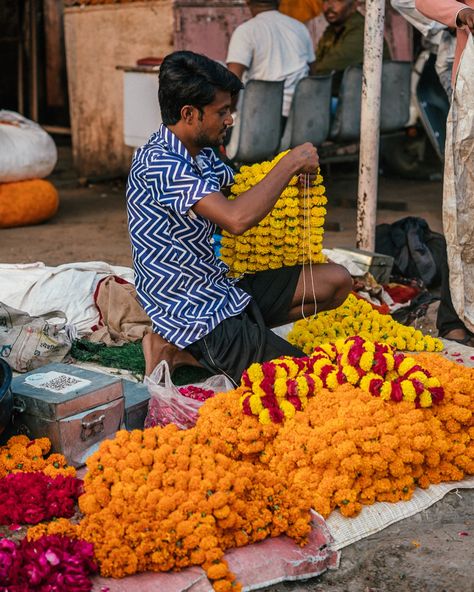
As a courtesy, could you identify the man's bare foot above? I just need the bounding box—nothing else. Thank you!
[441,328,473,346]
[142,333,202,376]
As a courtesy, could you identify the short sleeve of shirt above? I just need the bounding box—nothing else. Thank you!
[226,23,254,67]
[202,148,235,188]
[146,153,220,215]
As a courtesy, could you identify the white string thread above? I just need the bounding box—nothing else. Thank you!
[300,173,318,320]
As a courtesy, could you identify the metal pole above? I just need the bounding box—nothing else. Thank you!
[357,0,386,251]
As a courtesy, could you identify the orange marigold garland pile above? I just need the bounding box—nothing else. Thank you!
[29,424,311,591]
[26,353,474,590]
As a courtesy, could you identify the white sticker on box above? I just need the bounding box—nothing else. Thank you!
[24,371,91,394]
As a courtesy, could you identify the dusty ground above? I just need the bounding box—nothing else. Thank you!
[1,146,472,591]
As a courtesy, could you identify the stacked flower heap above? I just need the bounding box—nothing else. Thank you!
[0,436,95,590]
[0,436,81,525]
[0,536,96,591]
[29,424,312,591]
[219,152,327,274]
[240,337,445,426]
[288,293,444,353]
[0,435,76,478]
[28,352,474,590]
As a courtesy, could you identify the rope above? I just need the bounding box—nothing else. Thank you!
[300,173,318,320]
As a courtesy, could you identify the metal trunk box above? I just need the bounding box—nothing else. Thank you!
[123,381,150,431]
[331,247,394,284]
[11,363,123,467]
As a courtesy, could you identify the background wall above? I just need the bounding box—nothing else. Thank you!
[64,0,174,177]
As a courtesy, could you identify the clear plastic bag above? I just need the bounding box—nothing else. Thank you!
[144,361,234,430]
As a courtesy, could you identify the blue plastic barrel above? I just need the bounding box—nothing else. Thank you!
[0,359,12,436]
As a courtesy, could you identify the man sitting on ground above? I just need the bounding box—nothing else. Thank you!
[315,0,390,94]
[126,51,352,383]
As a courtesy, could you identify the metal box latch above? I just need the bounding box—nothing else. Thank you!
[81,413,105,441]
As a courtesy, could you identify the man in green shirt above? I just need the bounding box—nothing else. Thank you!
[315,0,390,94]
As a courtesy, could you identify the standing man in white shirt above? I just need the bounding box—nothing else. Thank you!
[225,0,316,157]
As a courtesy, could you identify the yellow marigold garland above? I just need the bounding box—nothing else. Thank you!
[288,293,444,353]
[220,151,327,274]
[0,435,76,478]
[26,355,474,589]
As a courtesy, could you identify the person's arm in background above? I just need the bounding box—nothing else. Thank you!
[415,0,474,32]
[303,22,317,74]
[227,63,246,111]
[391,0,446,37]
[226,24,252,110]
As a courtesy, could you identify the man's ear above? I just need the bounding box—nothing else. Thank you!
[181,105,195,124]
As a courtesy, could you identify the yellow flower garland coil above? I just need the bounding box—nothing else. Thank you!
[288,293,444,353]
[221,152,328,274]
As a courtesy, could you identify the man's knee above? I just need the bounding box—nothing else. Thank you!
[330,263,353,303]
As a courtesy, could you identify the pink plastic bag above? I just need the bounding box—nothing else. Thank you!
[144,361,234,430]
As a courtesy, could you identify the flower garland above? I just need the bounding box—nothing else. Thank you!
[0,472,83,525]
[0,435,76,479]
[239,337,444,425]
[219,151,327,274]
[0,535,97,591]
[288,293,444,353]
[25,354,473,589]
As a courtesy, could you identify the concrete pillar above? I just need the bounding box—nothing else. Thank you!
[357,0,386,251]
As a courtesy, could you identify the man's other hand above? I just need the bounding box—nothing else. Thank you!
[457,8,474,33]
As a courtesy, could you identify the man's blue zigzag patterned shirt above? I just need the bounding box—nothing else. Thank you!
[126,124,251,348]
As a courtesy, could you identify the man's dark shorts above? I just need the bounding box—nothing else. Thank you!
[186,266,305,385]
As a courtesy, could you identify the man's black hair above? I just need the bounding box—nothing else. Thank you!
[158,51,243,125]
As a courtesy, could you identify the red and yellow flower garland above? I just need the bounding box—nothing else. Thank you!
[240,337,444,425]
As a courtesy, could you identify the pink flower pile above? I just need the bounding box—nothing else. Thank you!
[0,472,83,525]
[0,535,97,591]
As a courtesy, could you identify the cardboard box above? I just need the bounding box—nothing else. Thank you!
[11,364,123,467]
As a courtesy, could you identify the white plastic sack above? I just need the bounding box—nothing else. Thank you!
[0,110,57,182]
[443,35,474,333]
[0,301,71,373]
[144,361,234,430]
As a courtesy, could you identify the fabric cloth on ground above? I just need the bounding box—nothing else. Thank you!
[375,217,446,288]
[0,262,134,337]
[89,275,152,345]
[442,34,474,334]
